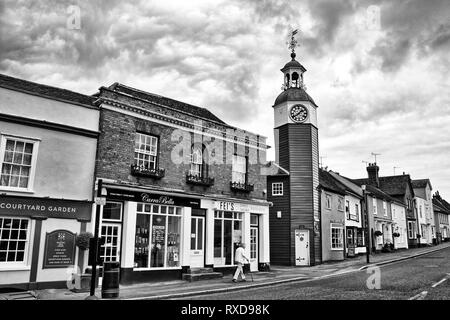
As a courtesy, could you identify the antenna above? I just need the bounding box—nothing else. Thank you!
[371,152,381,163]
[320,156,327,169]
[393,166,401,175]
[362,160,369,166]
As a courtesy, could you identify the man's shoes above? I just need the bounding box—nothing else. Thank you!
[232,279,237,283]
[241,279,247,282]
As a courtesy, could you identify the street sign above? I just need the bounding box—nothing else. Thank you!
[94,197,106,206]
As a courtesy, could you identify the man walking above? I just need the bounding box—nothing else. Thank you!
[232,243,250,283]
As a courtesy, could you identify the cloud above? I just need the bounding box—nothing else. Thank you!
[1,0,450,198]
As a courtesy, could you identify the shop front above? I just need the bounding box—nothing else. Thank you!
[346,227,366,256]
[0,195,92,290]
[102,185,270,283]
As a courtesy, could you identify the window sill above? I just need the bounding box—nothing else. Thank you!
[0,187,34,194]
[0,265,31,272]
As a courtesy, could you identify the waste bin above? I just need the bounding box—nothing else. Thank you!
[101,261,120,299]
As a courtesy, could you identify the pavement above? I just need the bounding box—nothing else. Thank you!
[33,242,450,300]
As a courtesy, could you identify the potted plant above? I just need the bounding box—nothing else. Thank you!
[72,232,95,292]
[374,230,383,237]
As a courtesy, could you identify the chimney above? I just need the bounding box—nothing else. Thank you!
[367,163,380,187]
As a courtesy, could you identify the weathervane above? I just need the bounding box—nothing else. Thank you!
[286,27,299,55]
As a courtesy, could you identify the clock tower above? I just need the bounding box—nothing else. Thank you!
[268,30,321,266]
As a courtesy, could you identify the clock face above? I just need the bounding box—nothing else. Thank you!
[289,104,308,123]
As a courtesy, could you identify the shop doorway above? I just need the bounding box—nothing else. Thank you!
[190,216,205,268]
[295,229,309,266]
[250,227,259,272]
[100,223,121,263]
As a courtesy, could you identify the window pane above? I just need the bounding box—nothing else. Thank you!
[224,220,232,265]
[4,151,13,163]
[24,143,33,154]
[5,140,15,151]
[214,220,222,258]
[134,214,150,268]
[102,203,122,221]
[191,219,196,250]
[197,219,203,250]
[167,216,181,267]
[150,215,166,268]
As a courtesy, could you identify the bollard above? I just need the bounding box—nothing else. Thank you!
[101,261,120,299]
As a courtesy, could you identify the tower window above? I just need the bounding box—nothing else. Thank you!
[272,182,283,196]
[292,72,299,88]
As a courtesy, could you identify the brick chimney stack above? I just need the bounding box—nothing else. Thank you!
[367,163,380,188]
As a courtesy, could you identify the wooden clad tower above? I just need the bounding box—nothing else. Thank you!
[268,30,321,266]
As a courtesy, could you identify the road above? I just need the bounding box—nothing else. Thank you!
[179,246,450,300]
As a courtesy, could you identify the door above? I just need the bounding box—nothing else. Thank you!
[250,227,259,272]
[100,223,121,263]
[295,229,309,266]
[190,216,205,268]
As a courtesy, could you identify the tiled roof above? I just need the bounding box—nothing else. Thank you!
[0,73,97,108]
[412,179,431,189]
[351,177,405,205]
[105,83,227,125]
[354,175,412,197]
[328,171,363,198]
[433,197,449,213]
[319,169,346,195]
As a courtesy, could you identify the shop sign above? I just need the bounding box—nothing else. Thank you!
[43,230,76,268]
[106,188,200,208]
[214,201,267,213]
[0,196,92,220]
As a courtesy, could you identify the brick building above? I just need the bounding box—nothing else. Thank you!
[93,82,271,283]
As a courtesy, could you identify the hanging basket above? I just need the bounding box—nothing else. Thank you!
[75,232,93,251]
[393,232,400,238]
[374,230,383,237]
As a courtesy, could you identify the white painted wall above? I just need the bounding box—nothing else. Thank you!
[0,87,99,132]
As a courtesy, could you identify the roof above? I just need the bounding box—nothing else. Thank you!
[350,177,405,206]
[354,175,413,197]
[319,169,346,195]
[412,179,432,190]
[103,82,227,125]
[265,161,290,176]
[328,171,363,198]
[433,197,449,213]
[0,73,97,108]
[281,53,307,72]
[274,87,317,107]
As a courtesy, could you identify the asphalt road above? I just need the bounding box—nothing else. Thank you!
[179,246,450,300]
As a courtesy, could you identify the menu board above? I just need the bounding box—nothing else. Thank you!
[43,230,76,268]
[152,225,165,245]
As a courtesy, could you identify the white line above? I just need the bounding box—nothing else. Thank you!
[431,278,448,288]
[409,291,428,300]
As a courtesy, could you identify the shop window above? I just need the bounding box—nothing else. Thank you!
[213,211,243,266]
[134,133,158,170]
[134,204,182,269]
[232,155,247,184]
[0,136,39,191]
[331,224,344,250]
[357,229,365,246]
[272,182,283,196]
[0,217,29,264]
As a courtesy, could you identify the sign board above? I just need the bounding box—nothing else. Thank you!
[214,201,267,213]
[43,230,76,268]
[0,196,92,221]
[106,188,201,208]
[347,244,356,257]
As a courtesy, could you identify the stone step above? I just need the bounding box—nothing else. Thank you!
[182,272,223,282]
[185,267,214,274]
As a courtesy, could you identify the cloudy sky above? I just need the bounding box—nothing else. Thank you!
[1,0,449,198]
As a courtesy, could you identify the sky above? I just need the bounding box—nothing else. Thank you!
[1,0,450,199]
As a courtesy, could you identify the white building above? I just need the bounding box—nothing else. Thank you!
[391,202,408,249]
[412,179,435,245]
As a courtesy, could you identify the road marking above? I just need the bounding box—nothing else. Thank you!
[431,277,448,288]
[409,291,428,300]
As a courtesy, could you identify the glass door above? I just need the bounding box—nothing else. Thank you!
[250,227,258,272]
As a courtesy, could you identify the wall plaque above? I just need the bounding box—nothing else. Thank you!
[43,230,76,268]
